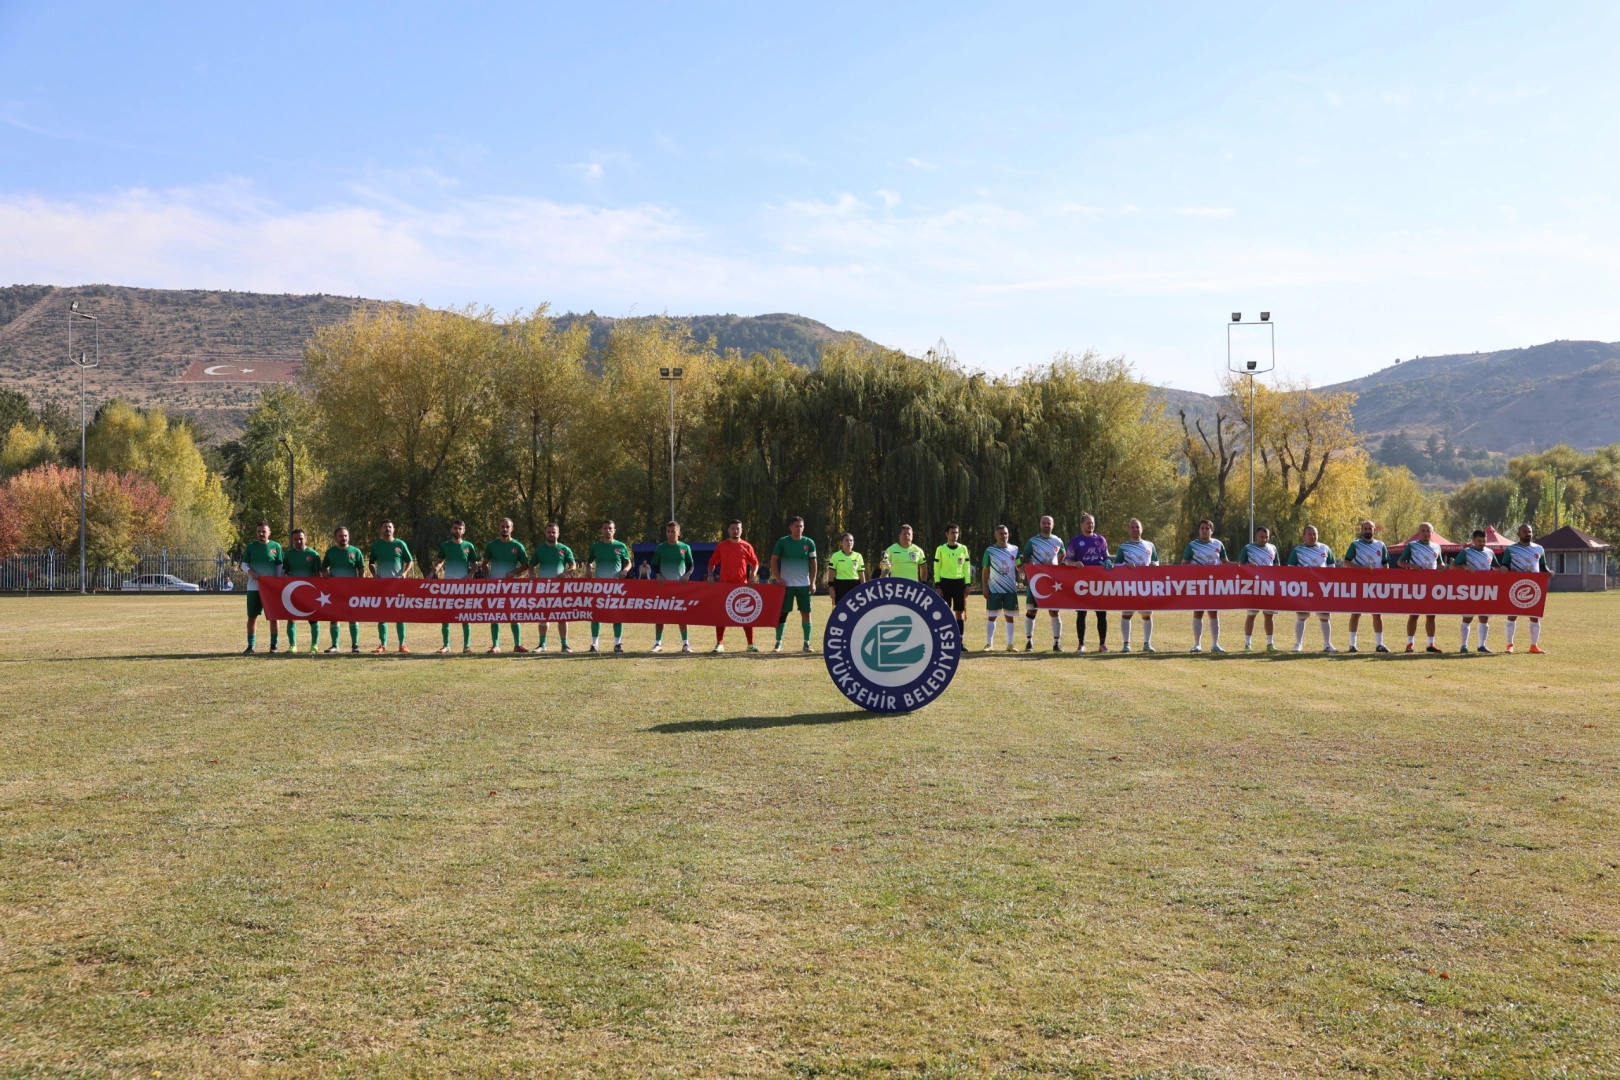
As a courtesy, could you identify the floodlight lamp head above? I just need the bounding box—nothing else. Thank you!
[1246,360,1257,371]
[1232,312,1241,323]
[660,367,670,377]
[71,301,78,311]
[1260,311,1270,322]
[672,367,683,378]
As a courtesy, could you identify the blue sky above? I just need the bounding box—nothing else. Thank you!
[2,1,1616,391]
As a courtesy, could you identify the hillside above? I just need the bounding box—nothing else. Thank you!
[0,285,365,440]
[1154,339,1620,456]
[0,286,880,441]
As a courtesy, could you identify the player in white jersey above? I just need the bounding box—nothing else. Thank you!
[1239,525,1279,652]
[1451,529,1498,653]
[1021,515,1066,651]
[1112,518,1159,653]
[1396,521,1444,653]
[1180,519,1228,653]
[1343,520,1389,652]
[1499,523,1549,654]
[1286,525,1338,652]
[981,524,1022,651]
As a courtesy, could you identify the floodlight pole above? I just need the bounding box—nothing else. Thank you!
[659,367,684,523]
[1226,313,1274,545]
[69,302,100,594]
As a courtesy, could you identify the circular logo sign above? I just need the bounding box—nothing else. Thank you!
[1508,578,1543,610]
[724,586,764,624]
[824,580,961,713]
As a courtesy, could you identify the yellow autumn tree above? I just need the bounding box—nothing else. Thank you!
[1234,375,1368,553]
[86,400,234,554]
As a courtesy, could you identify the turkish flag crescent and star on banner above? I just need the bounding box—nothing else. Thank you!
[257,576,786,626]
[1025,565,1548,618]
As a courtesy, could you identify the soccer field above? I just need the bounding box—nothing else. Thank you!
[2,595,1617,1078]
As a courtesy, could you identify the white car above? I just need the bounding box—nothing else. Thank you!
[121,573,202,593]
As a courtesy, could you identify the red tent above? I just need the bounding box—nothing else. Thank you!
[1481,526,1514,550]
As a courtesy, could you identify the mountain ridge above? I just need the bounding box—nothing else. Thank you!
[3,285,1614,453]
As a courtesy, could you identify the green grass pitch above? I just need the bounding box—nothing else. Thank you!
[1,594,1617,1077]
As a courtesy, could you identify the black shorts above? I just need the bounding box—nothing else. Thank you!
[938,578,967,613]
[832,579,861,605]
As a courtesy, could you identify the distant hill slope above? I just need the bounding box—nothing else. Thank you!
[553,311,879,368]
[0,285,881,440]
[1153,340,1620,454]
[0,285,365,439]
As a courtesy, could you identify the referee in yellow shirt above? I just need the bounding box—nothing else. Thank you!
[934,523,972,636]
[824,532,867,604]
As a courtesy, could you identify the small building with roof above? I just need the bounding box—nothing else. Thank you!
[1537,525,1610,591]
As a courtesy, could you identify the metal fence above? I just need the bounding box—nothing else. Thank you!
[0,551,245,593]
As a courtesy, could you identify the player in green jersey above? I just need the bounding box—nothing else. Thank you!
[588,519,633,652]
[481,517,530,653]
[241,521,284,654]
[280,528,324,652]
[321,526,366,653]
[368,520,414,653]
[770,516,818,652]
[652,520,695,653]
[530,521,577,653]
[433,519,479,654]
[823,532,866,604]
[934,523,971,638]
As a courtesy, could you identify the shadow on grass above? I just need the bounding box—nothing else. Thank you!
[646,710,874,734]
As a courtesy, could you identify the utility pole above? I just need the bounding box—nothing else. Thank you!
[659,367,684,522]
[69,302,99,594]
[1226,312,1274,544]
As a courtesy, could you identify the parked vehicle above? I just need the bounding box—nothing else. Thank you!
[121,574,202,593]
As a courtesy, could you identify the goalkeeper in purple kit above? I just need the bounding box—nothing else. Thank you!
[1063,513,1110,652]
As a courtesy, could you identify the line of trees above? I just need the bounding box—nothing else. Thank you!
[227,304,1186,564]
[0,388,234,568]
[5,302,1619,572]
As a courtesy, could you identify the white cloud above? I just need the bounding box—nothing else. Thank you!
[0,182,741,311]
[2,180,1616,391]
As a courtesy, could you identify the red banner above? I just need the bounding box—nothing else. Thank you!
[256,577,786,626]
[1025,565,1548,617]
